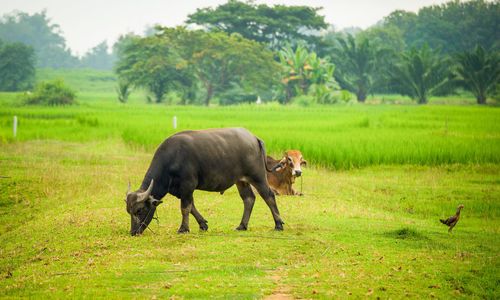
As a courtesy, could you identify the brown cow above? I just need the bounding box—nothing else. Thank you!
[266,150,307,196]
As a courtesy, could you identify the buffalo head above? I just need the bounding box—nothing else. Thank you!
[124,180,163,236]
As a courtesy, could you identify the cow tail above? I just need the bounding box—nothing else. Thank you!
[258,138,280,173]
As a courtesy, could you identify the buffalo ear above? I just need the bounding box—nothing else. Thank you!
[149,196,163,207]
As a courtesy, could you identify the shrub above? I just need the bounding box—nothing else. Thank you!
[24,79,77,105]
[219,83,258,105]
[115,80,131,103]
[291,95,315,107]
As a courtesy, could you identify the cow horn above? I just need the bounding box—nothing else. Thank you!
[126,181,131,196]
[137,179,154,202]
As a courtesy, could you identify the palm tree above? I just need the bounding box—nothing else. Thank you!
[453,45,500,104]
[386,44,451,104]
[332,35,386,102]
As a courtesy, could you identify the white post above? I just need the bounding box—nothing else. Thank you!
[173,116,177,129]
[13,116,17,137]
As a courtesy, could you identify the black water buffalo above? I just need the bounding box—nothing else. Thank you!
[124,127,284,236]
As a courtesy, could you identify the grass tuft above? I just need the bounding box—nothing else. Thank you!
[385,227,428,240]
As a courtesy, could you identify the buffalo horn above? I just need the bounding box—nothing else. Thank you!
[137,179,154,202]
[126,181,131,196]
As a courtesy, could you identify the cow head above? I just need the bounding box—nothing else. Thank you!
[278,150,307,178]
[124,180,163,236]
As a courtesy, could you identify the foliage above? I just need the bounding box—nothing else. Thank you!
[114,34,194,103]
[386,44,452,104]
[115,80,131,103]
[157,27,281,106]
[0,40,36,91]
[453,45,500,104]
[290,94,315,107]
[23,79,77,105]
[186,0,327,52]
[0,10,119,70]
[308,84,351,105]
[0,10,78,69]
[278,44,343,104]
[316,26,345,58]
[384,0,500,54]
[80,41,116,71]
[357,25,406,54]
[332,35,389,102]
[218,82,258,106]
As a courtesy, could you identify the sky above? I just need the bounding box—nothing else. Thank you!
[1,0,451,56]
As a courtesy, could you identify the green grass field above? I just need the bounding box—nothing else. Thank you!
[1,101,499,169]
[0,90,499,298]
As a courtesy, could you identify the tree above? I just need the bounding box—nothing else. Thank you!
[80,41,116,70]
[0,39,36,91]
[453,45,500,104]
[357,25,406,54]
[186,0,327,52]
[0,10,78,68]
[386,44,451,104]
[332,35,388,102]
[115,80,131,103]
[384,0,500,54]
[157,27,281,106]
[278,44,341,104]
[114,35,194,103]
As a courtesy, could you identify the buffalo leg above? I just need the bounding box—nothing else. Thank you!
[252,180,284,231]
[235,181,256,231]
[178,194,193,234]
[191,202,208,231]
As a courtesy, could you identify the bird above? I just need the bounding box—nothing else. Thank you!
[440,205,464,233]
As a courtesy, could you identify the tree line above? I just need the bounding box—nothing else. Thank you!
[0,10,116,70]
[1,0,499,105]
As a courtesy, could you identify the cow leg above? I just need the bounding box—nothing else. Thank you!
[191,202,208,231]
[235,181,256,231]
[178,194,193,234]
[292,188,304,196]
[252,180,284,231]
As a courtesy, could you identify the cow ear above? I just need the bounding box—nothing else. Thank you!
[149,196,163,207]
[301,160,307,166]
[275,158,286,171]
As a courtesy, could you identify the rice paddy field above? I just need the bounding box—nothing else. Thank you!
[0,92,499,298]
[0,98,499,169]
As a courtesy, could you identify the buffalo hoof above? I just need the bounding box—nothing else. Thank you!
[177,227,190,234]
[235,224,248,231]
[274,225,284,231]
[199,222,208,231]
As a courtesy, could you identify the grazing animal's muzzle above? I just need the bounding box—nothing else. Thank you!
[130,229,144,236]
[294,170,302,177]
